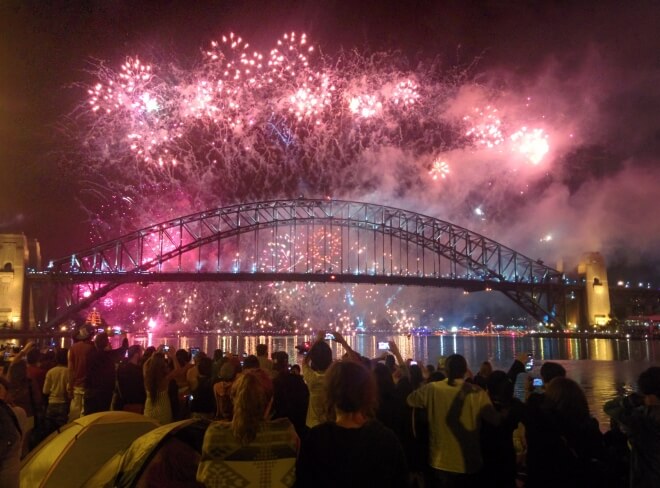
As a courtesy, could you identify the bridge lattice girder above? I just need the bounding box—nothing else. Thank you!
[35,199,566,328]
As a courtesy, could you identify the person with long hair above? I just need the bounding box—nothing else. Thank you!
[525,377,607,488]
[296,360,407,488]
[143,352,178,424]
[197,368,298,487]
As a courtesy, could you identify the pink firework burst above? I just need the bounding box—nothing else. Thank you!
[429,159,450,181]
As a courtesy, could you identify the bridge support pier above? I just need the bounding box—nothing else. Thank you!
[0,234,41,331]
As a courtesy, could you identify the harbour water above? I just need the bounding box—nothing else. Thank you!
[113,332,658,429]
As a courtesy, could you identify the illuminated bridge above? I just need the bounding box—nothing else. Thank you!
[28,198,568,328]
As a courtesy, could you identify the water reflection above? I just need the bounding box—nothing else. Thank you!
[114,332,658,429]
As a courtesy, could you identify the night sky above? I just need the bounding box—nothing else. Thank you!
[1,0,659,283]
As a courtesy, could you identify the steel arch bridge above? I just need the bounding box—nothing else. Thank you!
[28,198,567,329]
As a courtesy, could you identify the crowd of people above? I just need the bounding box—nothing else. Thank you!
[1,324,659,488]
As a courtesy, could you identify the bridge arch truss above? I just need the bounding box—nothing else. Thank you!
[31,199,567,328]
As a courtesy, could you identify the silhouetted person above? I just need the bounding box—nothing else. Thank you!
[271,351,309,440]
[296,360,407,488]
[84,332,127,414]
[605,366,660,488]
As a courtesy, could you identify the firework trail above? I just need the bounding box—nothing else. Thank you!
[64,32,562,332]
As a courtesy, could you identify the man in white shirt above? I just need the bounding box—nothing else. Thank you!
[43,348,70,430]
[407,354,502,487]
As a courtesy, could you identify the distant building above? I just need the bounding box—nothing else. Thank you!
[577,252,611,327]
[0,234,41,330]
[623,315,660,336]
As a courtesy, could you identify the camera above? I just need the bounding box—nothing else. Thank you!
[378,342,390,350]
[325,333,335,341]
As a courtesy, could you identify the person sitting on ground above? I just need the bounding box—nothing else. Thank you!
[296,360,408,488]
[42,348,70,432]
[605,366,660,488]
[197,369,299,487]
[115,345,146,414]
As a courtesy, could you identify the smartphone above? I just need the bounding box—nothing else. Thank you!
[410,360,418,365]
[325,333,335,341]
[163,345,170,352]
[533,377,544,388]
[190,347,200,359]
[525,354,534,371]
[378,342,390,350]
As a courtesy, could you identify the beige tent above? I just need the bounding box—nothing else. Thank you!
[83,419,208,488]
[20,411,160,488]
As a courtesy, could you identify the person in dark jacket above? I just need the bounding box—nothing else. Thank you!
[526,377,607,488]
[271,351,309,440]
[115,345,146,413]
[480,370,524,488]
[605,366,660,488]
[84,333,128,414]
[296,360,407,488]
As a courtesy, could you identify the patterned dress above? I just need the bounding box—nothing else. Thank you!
[144,389,173,425]
[197,418,299,487]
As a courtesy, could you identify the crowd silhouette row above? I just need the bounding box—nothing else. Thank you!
[1,323,659,488]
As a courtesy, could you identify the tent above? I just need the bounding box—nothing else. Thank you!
[84,418,209,488]
[20,411,160,488]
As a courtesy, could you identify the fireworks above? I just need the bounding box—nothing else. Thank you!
[429,159,450,181]
[510,127,550,164]
[65,32,567,332]
[464,105,504,148]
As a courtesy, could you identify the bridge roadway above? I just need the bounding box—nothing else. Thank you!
[26,198,636,329]
[27,270,567,293]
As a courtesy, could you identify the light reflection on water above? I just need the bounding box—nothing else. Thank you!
[121,333,658,429]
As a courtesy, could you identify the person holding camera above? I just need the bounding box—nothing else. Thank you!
[604,366,660,488]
